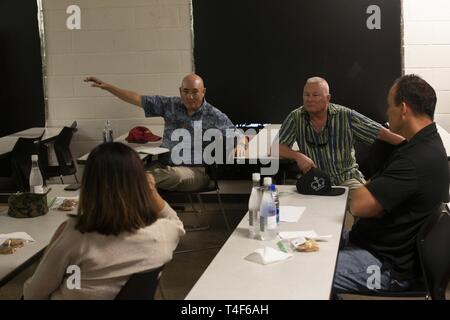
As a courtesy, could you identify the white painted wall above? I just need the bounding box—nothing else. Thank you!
[403,0,450,131]
[42,0,192,157]
[41,0,450,157]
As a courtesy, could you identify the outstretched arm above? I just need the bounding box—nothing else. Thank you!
[84,76,142,107]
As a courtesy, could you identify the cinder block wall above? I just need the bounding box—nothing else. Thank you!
[42,0,450,157]
[403,0,450,131]
[42,0,192,157]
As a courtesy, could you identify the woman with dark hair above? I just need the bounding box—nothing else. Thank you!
[23,142,185,299]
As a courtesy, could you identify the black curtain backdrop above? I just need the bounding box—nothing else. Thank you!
[0,0,45,137]
[192,0,401,125]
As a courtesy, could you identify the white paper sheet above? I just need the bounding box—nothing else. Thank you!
[135,146,169,155]
[279,206,306,222]
[245,247,293,265]
[0,232,35,246]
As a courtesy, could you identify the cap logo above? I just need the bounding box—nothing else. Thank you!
[310,176,325,191]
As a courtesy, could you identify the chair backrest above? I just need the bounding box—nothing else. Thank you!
[115,265,164,300]
[10,136,43,191]
[417,207,450,300]
[354,139,397,179]
[53,127,77,175]
[70,121,78,132]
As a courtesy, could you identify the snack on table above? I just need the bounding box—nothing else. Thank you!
[295,239,320,252]
[58,199,78,211]
[0,246,17,254]
[0,238,26,254]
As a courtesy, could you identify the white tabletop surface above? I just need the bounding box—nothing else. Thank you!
[0,185,78,286]
[235,124,298,161]
[0,136,21,156]
[0,127,63,155]
[77,130,166,164]
[10,127,62,140]
[186,185,349,300]
[436,123,450,158]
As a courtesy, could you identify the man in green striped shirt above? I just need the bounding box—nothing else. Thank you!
[278,77,404,194]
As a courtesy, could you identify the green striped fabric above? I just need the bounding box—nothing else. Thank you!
[278,103,382,185]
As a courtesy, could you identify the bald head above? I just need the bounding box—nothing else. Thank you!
[181,74,205,90]
[179,74,206,115]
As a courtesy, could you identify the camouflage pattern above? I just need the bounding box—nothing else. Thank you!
[8,192,49,218]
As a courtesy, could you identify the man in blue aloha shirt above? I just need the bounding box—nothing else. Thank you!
[85,74,246,192]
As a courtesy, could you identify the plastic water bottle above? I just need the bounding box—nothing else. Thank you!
[248,173,261,239]
[272,184,280,224]
[103,120,113,143]
[263,177,272,190]
[29,154,44,194]
[259,183,278,241]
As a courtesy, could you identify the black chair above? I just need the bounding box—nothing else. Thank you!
[416,207,450,299]
[343,206,450,300]
[160,164,230,232]
[0,136,43,201]
[39,126,78,184]
[365,139,397,178]
[115,265,165,300]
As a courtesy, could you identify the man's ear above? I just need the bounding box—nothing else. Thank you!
[401,102,408,117]
[326,94,331,103]
[203,87,206,95]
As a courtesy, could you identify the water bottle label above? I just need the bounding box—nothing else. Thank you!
[267,216,277,230]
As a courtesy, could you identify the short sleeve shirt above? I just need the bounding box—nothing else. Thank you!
[141,96,242,165]
[350,123,449,280]
[278,103,382,185]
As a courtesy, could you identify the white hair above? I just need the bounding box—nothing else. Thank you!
[306,77,330,94]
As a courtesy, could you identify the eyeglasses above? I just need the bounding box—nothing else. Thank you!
[305,122,328,147]
[181,89,201,97]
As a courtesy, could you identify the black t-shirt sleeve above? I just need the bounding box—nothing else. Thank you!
[366,157,418,212]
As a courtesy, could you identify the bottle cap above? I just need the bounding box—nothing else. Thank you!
[263,177,272,186]
[252,173,261,182]
[31,154,38,161]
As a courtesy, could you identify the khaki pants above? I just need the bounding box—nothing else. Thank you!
[147,162,210,192]
[339,178,366,229]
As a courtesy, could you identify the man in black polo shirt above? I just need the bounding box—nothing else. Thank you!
[333,74,449,294]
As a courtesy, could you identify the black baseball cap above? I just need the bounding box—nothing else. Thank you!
[296,168,346,196]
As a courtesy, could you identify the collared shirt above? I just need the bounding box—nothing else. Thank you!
[141,96,242,165]
[350,123,448,280]
[278,103,382,185]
